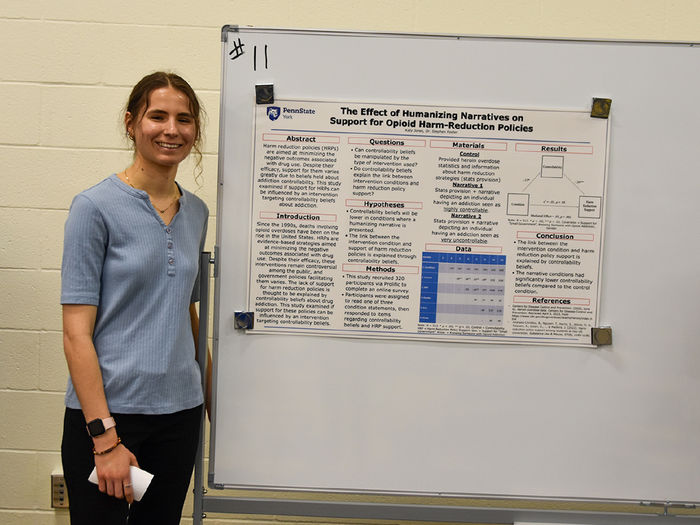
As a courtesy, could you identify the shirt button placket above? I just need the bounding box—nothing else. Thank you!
[166,226,175,276]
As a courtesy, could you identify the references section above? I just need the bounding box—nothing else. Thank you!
[247,100,609,346]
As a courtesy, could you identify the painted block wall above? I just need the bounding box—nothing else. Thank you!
[1,1,699,523]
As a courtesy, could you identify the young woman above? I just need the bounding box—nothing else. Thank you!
[60,72,210,524]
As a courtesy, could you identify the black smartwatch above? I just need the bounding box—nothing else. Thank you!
[85,417,116,437]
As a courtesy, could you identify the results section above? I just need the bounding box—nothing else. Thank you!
[248,100,609,346]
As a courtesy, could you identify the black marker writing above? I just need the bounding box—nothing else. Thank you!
[229,38,245,60]
[253,44,270,71]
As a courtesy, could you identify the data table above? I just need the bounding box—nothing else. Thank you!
[420,252,506,326]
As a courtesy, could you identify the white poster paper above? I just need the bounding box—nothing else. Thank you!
[247,100,609,346]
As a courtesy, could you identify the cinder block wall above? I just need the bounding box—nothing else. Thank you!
[1,1,698,523]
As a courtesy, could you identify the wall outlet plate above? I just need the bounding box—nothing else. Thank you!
[51,474,68,508]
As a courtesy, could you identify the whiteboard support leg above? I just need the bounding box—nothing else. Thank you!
[193,251,213,525]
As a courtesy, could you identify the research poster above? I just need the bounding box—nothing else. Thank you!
[247,99,610,346]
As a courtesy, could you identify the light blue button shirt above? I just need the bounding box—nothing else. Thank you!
[61,174,208,414]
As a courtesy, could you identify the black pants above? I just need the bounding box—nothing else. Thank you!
[61,405,202,525]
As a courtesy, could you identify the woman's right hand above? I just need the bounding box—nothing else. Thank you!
[93,436,139,504]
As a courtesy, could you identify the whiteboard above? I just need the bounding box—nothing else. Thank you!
[211,27,700,503]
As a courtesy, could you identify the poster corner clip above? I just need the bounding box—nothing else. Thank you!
[591,326,613,346]
[256,84,274,105]
[234,311,255,330]
[591,97,612,119]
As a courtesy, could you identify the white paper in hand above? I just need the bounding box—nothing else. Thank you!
[88,465,154,502]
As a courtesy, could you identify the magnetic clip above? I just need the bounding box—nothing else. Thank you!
[256,84,274,105]
[591,98,612,119]
[234,311,255,330]
[591,326,613,346]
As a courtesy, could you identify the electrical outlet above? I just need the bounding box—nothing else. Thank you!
[51,474,69,508]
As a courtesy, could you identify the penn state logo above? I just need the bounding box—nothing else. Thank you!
[267,106,281,121]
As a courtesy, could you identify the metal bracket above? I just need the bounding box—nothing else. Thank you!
[591,97,612,118]
[256,84,274,105]
[234,311,255,330]
[212,246,219,278]
[591,326,613,346]
[641,501,697,517]
[221,25,239,42]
